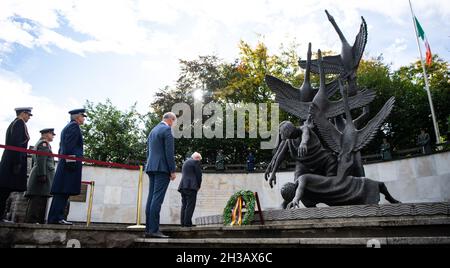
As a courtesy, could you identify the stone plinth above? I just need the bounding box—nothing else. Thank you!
[195,202,450,225]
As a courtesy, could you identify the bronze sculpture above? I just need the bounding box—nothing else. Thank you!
[266,43,338,104]
[265,10,400,208]
[266,42,376,121]
[299,10,367,96]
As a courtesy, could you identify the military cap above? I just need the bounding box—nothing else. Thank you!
[40,128,56,135]
[68,108,87,117]
[15,107,33,116]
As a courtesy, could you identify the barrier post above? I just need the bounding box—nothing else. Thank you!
[86,181,95,227]
[128,166,145,229]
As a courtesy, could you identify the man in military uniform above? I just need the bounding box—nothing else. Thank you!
[24,128,56,224]
[48,109,86,225]
[0,107,32,222]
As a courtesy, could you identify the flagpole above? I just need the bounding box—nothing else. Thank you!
[408,0,441,144]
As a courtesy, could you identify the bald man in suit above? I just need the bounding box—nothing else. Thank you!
[178,152,202,227]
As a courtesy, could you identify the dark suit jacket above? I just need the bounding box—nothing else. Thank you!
[145,122,176,174]
[0,118,30,191]
[51,121,83,196]
[178,159,202,192]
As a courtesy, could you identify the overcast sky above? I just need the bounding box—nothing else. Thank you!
[0,0,449,152]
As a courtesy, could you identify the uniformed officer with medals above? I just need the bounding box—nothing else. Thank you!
[25,128,56,224]
[0,107,32,223]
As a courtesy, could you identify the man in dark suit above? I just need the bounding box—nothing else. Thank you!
[47,109,86,225]
[178,152,202,227]
[0,107,32,222]
[144,112,177,238]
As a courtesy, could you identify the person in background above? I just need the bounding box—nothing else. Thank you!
[25,128,56,224]
[380,138,392,161]
[215,150,225,171]
[178,152,202,227]
[247,151,255,172]
[184,148,193,164]
[417,128,432,154]
[0,107,32,223]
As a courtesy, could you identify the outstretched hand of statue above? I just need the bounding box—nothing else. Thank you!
[268,172,277,188]
[264,162,273,182]
[287,199,300,209]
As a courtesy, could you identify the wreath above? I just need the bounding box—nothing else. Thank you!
[223,190,256,226]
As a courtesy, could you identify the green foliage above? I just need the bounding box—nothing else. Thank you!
[447,115,450,133]
[82,100,151,164]
[393,56,448,148]
[357,54,450,153]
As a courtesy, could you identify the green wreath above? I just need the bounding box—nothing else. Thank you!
[223,190,256,226]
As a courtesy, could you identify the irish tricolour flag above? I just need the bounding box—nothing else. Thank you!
[414,16,432,66]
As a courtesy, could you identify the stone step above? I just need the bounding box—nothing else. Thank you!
[2,202,450,248]
[134,236,450,248]
[161,215,450,239]
[2,219,449,248]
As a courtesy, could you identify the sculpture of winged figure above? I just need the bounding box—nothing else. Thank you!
[298,10,367,96]
[266,45,375,121]
[264,10,400,208]
[284,52,399,208]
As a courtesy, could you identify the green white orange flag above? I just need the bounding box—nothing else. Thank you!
[414,16,432,66]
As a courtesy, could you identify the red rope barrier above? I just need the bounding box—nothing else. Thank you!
[0,144,140,170]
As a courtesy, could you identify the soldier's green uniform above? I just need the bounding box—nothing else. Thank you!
[25,129,56,224]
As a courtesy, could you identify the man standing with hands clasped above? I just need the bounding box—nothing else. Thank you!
[25,128,56,224]
[144,112,177,238]
[48,109,86,225]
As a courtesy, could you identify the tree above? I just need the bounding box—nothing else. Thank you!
[356,54,450,153]
[82,100,149,164]
[151,56,234,165]
[392,55,450,146]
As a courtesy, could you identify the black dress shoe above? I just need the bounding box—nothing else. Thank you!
[144,231,169,238]
[58,220,73,225]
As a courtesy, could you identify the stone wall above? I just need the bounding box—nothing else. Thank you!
[65,151,450,224]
